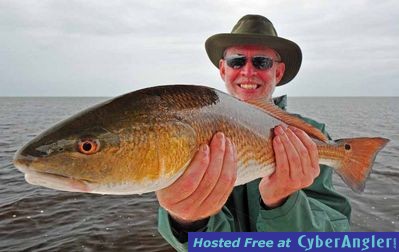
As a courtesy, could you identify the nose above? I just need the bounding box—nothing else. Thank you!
[240,60,256,77]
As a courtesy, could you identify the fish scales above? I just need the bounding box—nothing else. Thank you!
[161,88,277,180]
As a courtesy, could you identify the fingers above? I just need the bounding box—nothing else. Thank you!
[157,132,237,222]
[289,126,320,177]
[274,125,302,179]
[201,137,237,208]
[285,127,312,176]
[157,143,210,203]
[272,134,289,178]
[262,125,321,207]
[181,132,226,205]
[272,125,320,187]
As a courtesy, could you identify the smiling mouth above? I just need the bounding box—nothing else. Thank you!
[238,84,260,90]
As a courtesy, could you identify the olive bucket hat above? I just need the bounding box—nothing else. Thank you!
[205,14,302,86]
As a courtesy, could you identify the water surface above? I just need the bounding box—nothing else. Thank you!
[0,96,398,251]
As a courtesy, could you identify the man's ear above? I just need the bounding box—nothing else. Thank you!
[219,59,225,81]
[275,62,286,84]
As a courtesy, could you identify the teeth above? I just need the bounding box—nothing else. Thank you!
[239,84,258,90]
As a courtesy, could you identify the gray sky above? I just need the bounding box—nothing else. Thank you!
[1,0,398,97]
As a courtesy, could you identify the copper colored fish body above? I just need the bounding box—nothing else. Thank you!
[13,85,389,194]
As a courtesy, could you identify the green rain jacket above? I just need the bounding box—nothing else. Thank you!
[158,96,351,252]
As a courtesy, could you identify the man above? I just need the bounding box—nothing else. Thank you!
[156,15,351,251]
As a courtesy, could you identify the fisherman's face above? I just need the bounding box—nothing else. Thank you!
[219,45,285,101]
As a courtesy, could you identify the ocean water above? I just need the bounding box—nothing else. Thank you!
[0,96,398,251]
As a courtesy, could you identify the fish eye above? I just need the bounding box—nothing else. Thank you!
[77,138,100,155]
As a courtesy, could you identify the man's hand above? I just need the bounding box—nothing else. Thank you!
[259,125,320,208]
[156,132,237,224]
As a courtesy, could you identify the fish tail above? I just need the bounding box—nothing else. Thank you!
[333,137,389,192]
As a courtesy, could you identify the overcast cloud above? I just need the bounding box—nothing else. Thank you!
[0,0,398,96]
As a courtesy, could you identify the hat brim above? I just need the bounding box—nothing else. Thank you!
[205,33,302,86]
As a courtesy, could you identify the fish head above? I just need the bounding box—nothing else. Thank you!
[13,86,207,195]
[13,110,121,193]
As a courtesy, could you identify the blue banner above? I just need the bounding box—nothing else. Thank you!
[188,232,398,251]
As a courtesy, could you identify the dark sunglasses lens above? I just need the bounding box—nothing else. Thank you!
[226,56,246,69]
[252,57,273,69]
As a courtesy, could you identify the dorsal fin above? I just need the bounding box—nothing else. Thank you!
[246,98,329,143]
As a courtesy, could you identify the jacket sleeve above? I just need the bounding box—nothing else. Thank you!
[256,116,351,231]
[256,164,351,231]
[157,206,236,252]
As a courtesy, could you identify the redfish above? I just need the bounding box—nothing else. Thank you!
[13,85,389,194]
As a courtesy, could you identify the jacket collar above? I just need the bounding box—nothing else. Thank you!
[273,95,287,110]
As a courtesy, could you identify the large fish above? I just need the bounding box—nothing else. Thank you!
[13,85,389,194]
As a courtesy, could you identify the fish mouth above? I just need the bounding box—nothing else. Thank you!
[13,158,93,193]
[24,170,93,193]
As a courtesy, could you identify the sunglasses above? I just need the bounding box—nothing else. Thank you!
[225,55,281,70]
